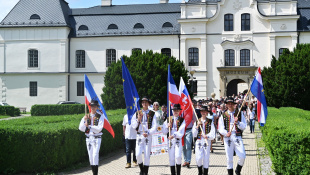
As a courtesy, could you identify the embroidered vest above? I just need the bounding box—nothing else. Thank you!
[223,109,242,136]
[196,118,212,139]
[170,116,184,131]
[85,113,101,134]
[135,110,155,131]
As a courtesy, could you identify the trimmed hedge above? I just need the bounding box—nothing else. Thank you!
[0,109,125,174]
[261,107,310,175]
[0,106,20,116]
[31,104,87,116]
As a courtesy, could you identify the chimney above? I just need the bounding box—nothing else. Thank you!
[102,0,112,6]
[160,0,169,3]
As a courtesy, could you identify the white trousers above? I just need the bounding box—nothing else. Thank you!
[168,138,183,166]
[136,134,152,166]
[223,134,246,169]
[195,139,211,168]
[86,136,102,165]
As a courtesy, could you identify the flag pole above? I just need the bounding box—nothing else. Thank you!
[191,105,208,146]
[169,101,172,148]
[230,86,251,132]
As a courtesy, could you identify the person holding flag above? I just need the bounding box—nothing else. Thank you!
[131,97,158,175]
[162,104,186,175]
[79,74,115,175]
[218,97,247,175]
[192,105,215,175]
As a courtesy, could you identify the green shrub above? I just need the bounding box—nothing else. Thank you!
[0,106,5,115]
[14,107,20,116]
[2,106,15,116]
[261,107,310,175]
[0,109,125,174]
[31,104,87,116]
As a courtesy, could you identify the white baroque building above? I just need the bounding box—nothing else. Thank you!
[0,0,309,111]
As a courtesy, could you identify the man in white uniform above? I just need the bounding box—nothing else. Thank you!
[192,105,215,175]
[218,97,247,175]
[131,97,158,175]
[162,104,185,175]
[122,114,137,168]
[79,100,104,175]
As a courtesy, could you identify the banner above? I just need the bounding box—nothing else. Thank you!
[150,126,168,156]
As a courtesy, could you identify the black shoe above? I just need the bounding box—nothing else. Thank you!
[144,165,149,175]
[170,166,176,175]
[138,163,144,175]
[176,164,181,175]
[227,169,233,175]
[198,166,203,175]
[235,164,243,175]
[203,168,208,175]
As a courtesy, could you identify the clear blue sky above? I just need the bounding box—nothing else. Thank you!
[0,0,182,21]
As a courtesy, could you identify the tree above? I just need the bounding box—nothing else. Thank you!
[262,44,310,110]
[101,50,191,110]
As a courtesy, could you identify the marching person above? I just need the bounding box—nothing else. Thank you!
[79,100,104,175]
[162,104,185,175]
[192,105,215,175]
[218,97,247,175]
[122,114,137,168]
[131,97,158,175]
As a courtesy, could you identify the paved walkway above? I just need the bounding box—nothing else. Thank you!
[66,128,259,175]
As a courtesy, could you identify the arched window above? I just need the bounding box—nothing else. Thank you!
[76,50,85,68]
[225,49,235,66]
[106,49,116,67]
[162,22,173,28]
[241,13,250,31]
[28,49,38,68]
[224,14,233,31]
[30,14,40,20]
[240,49,250,66]
[161,48,171,57]
[188,47,199,66]
[78,25,89,31]
[108,24,118,29]
[134,23,144,29]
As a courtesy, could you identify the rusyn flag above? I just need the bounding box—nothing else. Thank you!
[250,67,268,126]
[179,77,194,129]
[122,57,140,125]
[167,65,181,116]
[84,74,115,138]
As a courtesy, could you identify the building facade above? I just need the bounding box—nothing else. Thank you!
[0,0,309,110]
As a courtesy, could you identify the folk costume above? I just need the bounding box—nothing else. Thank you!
[78,100,104,175]
[131,97,158,175]
[162,104,186,175]
[192,106,215,175]
[218,98,247,175]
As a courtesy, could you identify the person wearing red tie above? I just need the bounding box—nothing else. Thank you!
[192,105,215,175]
[218,97,247,175]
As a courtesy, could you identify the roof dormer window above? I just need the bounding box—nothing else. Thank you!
[162,22,173,28]
[108,24,118,29]
[134,23,144,29]
[30,14,40,20]
[78,25,89,31]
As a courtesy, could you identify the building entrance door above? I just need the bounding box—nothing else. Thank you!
[226,79,246,97]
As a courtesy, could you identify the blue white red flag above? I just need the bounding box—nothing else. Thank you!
[167,65,181,116]
[250,67,268,126]
[122,57,140,125]
[179,77,194,129]
[84,74,115,138]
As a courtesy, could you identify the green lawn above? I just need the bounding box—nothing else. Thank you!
[0,115,11,119]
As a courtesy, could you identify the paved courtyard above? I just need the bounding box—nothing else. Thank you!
[66,128,259,175]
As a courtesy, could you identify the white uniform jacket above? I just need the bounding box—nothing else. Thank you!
[192,119,215,141]
[218,110,247,136]
[162,116,186,139]
[79,113,104,137]
[131,109,158,135]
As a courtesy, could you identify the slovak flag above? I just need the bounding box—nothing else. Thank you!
[250,67,268,126]
[84,74,115,138]
[167,65,181,115]
[179,77,194,129]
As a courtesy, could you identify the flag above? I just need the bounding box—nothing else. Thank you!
[84,74,115,138]
[250,67,268,126]
[167,65,181,116]
[122,57,140,125]
[179,77,194,129]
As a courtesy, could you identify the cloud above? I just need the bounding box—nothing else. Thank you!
[0,0,19,21]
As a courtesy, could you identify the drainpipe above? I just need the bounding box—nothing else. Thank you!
[68,37,71,101]
[178,34,181,60]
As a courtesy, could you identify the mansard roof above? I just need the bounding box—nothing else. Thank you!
[0,0,71,27]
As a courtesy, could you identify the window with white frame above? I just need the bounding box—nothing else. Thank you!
[224,14,234,31]
[76,50,85,68]
[106,49,116,67]
[225,49,235,66]
[240,49,250,66]
[188,47,199,66]
[161,48,171,57]
[29,81,37,96]
[28,49,38,68]
[241,13,250,31]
